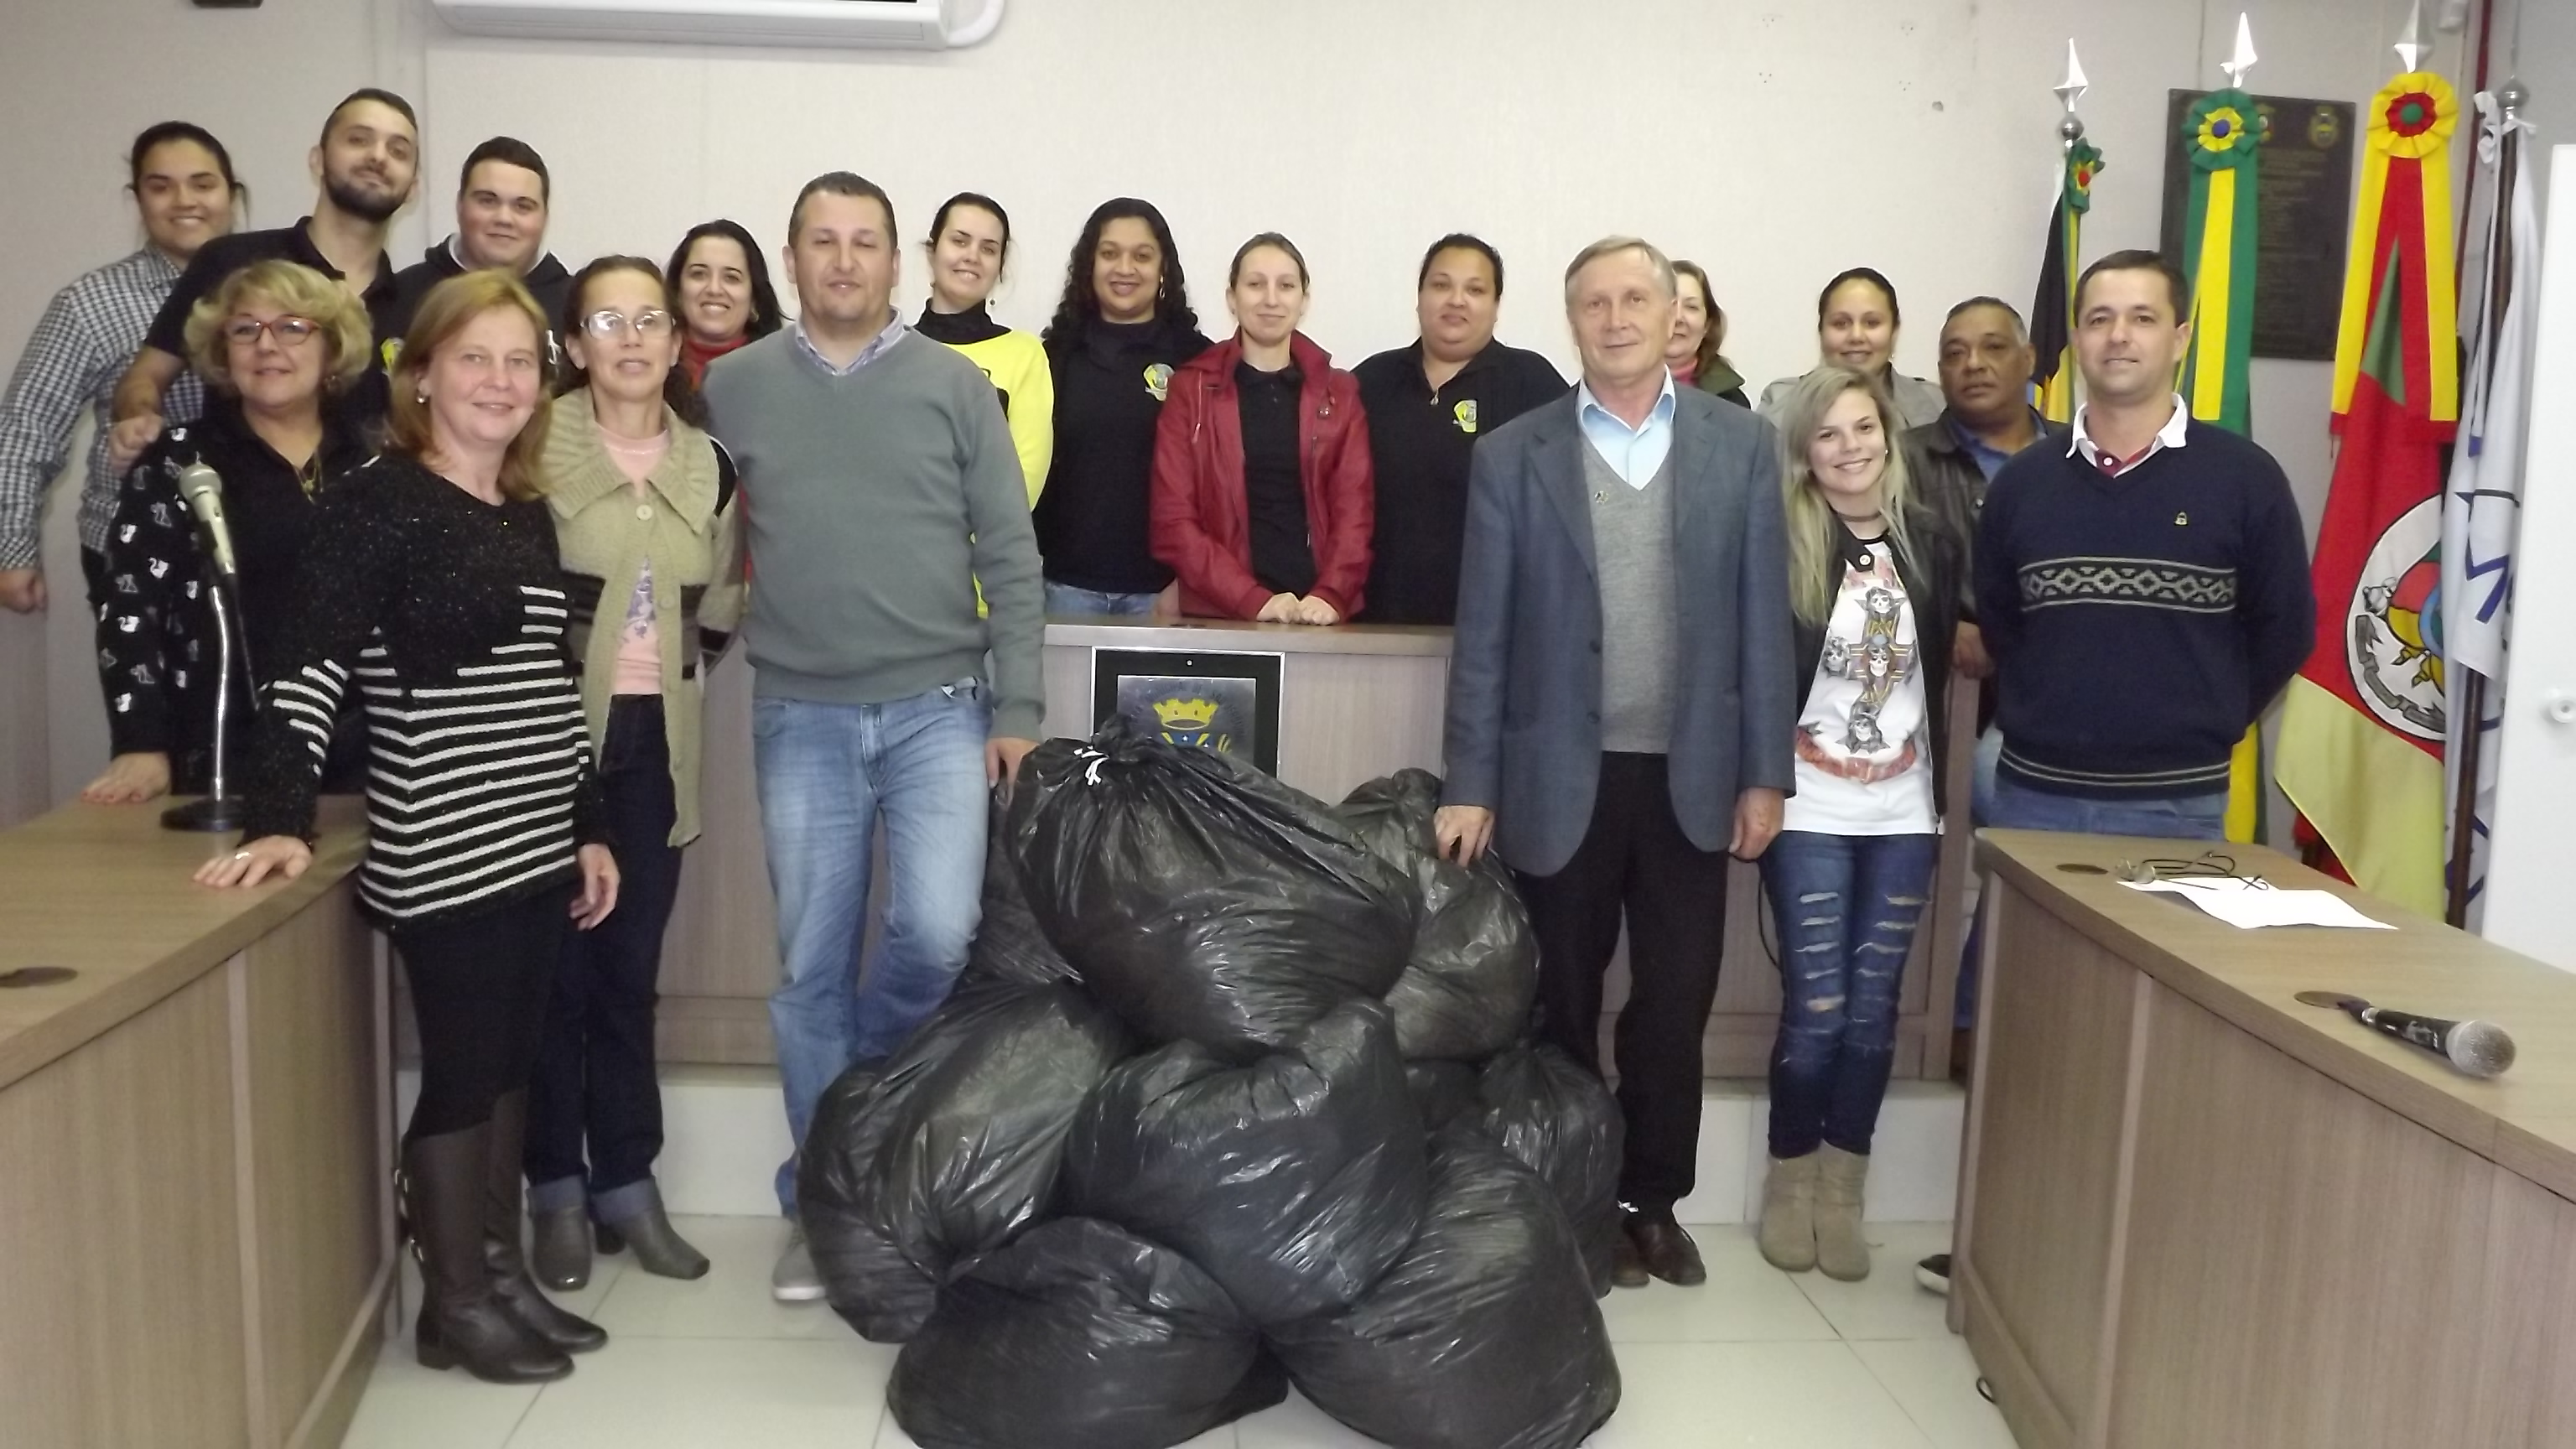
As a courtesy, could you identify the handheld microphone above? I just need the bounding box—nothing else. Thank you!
[2346,1000,2516,1078]
[175,461,238,578]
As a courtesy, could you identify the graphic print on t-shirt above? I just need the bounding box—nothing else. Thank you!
[1806,547,1920,775]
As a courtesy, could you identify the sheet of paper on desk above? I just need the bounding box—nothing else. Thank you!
[2117,876,2397,930]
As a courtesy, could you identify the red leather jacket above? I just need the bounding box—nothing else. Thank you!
[1149,331,1375,620]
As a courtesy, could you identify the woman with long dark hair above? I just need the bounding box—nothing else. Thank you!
[1031,198,1210,615]
[664,219,783,387]
[197,271,619,1385]
[519,256,743,1290]
[1149,231,1374,624]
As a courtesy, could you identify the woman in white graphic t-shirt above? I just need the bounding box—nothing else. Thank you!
[1754,365,1967,1285]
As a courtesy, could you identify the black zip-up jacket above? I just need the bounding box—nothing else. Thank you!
[1034,316,1212,594]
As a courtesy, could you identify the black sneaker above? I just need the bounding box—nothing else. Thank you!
[1916,1252,1951,1296]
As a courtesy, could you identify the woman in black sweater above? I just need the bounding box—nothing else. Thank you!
[86,260,371,803]
[196,271,621,1387]
[1032,197,1210,615]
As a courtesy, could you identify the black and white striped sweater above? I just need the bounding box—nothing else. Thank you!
[242,453,603,926]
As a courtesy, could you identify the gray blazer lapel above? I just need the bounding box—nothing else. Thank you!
[1670,399,1716,553]
[1535,410,1598,580]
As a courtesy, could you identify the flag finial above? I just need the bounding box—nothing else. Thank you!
[2221,13,2257,90]
[2395,0,2426,74]
[2057,40,2090,144]
[2496,76,2528,121]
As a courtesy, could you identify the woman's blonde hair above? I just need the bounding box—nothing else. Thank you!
[386,270,553,502]
[183,259,371,397]
[1775,364,1918,626]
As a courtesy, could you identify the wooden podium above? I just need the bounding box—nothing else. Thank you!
[1954,828,2576,1447]
[0,798,391,1449]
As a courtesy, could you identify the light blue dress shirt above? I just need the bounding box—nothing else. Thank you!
[1576,370,1680,489]
[792,314,908,377]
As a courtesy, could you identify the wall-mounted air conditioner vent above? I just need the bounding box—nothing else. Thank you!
[428,0,1005,50]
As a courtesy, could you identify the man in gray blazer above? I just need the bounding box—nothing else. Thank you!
[1438,236,1794,1289]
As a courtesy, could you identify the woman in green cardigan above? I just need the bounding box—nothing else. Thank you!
[524,255,743,1289]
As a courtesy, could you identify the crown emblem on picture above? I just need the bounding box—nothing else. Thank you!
[1152,696,1219,732]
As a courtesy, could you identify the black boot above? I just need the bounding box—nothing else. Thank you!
[596,1179,709,1281]
[483,1091,609,1354]
[403,1125,573,1384]
[529,1202,592,1291]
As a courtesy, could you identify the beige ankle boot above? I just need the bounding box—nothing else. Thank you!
[1758,1153,1819,1271]
[1815,1145,1872,1281]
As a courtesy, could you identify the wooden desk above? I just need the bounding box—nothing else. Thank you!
[654,618,1981,1081]
[1954,829,2576,1448]
[0,799,392,1449]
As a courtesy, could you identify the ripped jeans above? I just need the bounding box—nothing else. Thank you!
[1759,830,1940,1160]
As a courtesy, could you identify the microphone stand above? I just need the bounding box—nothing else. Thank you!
[162,562,252,833]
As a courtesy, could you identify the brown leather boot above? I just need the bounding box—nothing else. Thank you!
[404,1124,572,1384]
[482,1092,608,1354]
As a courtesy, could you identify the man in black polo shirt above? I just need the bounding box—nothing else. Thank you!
[109,88,418,465]
[1353,235,1566,625]
[385,137,573,376]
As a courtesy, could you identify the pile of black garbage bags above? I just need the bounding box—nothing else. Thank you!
[801,722,1624,1449]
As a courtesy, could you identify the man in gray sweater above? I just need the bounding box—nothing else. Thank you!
[700,173,1044,1301]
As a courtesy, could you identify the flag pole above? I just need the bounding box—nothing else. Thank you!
[2445,75,2528,927]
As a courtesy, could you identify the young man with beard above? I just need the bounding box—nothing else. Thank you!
[110,89,419,463]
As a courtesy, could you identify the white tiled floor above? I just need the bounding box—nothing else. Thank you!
[341,1218,2012,1449]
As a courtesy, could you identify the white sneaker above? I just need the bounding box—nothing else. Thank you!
[771,1223,825,1302]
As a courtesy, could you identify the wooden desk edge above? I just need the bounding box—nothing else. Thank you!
[1042,617,1455,657]
[1973,829,2576,1202]
[0,827,368,1093]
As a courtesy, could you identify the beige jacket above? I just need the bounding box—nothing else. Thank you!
[543,392,745,846]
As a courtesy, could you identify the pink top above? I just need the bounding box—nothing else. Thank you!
[599,426,673,698]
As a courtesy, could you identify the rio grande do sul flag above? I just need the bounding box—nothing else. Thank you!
[2274,73,2459,918]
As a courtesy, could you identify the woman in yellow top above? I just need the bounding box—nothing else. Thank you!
[915,192,1052,503]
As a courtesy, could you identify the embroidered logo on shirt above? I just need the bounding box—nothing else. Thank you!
[2175,512,2190,526]
[1144,363,1174,402]
[382,338,404,371]
[1453,399,1479,434]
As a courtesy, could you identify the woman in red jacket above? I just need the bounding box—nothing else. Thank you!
[1150,232,1373,623]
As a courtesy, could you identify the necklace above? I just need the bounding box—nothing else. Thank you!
[295,450,322,499]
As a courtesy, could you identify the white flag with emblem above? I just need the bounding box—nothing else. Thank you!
[2439,93,2538,929]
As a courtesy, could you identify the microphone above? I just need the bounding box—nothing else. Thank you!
[175,460,239,579]
[2348,1000,2516,1078]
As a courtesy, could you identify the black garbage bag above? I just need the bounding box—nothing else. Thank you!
[1469,1043,1627,1297]
[887,1218,1289,1449]
[1405,1060,1480,1131]
[799,980,1133,1342]
[1007,725,1418,1060]
[959,797,1082,992]
[1268,1130,1623,1449]
[1062,999,1427,1326]
[1335,770,1540,1062]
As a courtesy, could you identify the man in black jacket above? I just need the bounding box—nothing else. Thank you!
[1353,235,1566,625]
[385,137,573,374]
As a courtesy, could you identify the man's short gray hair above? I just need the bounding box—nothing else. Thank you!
[1562,236,1678,306]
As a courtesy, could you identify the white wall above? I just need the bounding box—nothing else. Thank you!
[2,0,2549,824]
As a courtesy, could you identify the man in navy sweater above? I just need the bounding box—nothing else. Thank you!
[1974,249,2313,837]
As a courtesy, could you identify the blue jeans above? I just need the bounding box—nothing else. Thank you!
[1761,831,1939,1159]
[1955,771,2228,1028]
[753,681,992,1215]
[1045,581,1161,616]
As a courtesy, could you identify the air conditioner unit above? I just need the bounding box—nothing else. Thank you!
[428,0,1005,49]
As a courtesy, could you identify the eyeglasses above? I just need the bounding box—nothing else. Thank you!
[580,309,676,340]
[224,316,319,346]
